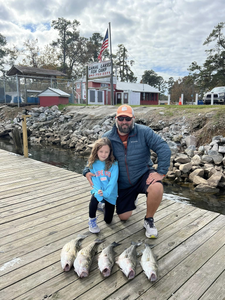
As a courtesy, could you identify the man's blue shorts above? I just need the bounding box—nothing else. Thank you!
[116,169,163,215]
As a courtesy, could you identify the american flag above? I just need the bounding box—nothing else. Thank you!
[98,29,109,62]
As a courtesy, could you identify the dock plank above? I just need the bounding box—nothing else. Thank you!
[0,149,224,300]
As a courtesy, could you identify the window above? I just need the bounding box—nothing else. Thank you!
[90,90,95,102]
[124,93,128,104]
[97,91,103,103]
[77,83,80,89]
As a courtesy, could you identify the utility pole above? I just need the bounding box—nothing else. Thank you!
[109,22,114,105]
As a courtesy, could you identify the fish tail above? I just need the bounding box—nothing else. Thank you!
[111,241,120,248]
[77,234,88,239]
[94,239,104,244]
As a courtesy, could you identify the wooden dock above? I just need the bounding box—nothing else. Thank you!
[0,149,224,300]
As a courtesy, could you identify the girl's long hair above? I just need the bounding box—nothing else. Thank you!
[88,137,115,170]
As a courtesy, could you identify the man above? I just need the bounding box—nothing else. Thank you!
[83,104,171,238]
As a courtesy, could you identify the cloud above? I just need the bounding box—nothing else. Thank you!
[0,0,224,82]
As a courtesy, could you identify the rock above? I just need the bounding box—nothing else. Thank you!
[194,184,220,193]
[167,141,179,155]
[174,169,181,177]
[202,155,214,163]
[211,143,219,151]
[218,146,225,153]
[223,157,225,166]
[204,165,216,177]
[174,154,190,164]
[192,175,208,186]
[179,162,192,173]
[185,135,196,147]
[212,135,223,141]
[207,171,223,187]
[172,135,183,142]
[191,154,201,165]
[184,146,195,157]
[189,168,205,181]
[207,150,223,165]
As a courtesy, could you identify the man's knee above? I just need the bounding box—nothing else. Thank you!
[147,181,163,194]
[118,211,132,221]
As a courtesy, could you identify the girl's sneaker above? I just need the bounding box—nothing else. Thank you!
[88,217,100,233]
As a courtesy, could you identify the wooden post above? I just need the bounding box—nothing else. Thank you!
[86,65,88,105]
[16,74,20,108]
[22,115,31,158]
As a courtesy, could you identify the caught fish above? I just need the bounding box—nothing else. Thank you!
[74,239,103,278]
[61,234,87,272]
[98,242,120,277]
[140,243,158,281]
[116,242,141,280]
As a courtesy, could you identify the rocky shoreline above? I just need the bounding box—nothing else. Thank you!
[1,104,225,194]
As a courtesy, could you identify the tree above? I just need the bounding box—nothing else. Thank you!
[170,76,198,104]
[188,22,225,91]
[114,44,137,82]
[0,33,7,72]
[21,39,40,67]
[167,77,175,94]
[86,33,110,63]
[141,69,166,94]
[51,17,81,75]
[6,45,20,67]
[38,45,60,70]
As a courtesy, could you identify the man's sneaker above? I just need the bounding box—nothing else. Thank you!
[97,202,105,214]
[88,217,100,233]
[144,217,158,238]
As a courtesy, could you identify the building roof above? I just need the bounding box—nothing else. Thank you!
[116,81,160,93]
[75,76,117,84]
[6,65,66,77]
[38,87,70,97]
[75,77,160,93]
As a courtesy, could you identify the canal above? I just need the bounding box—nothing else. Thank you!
[1,137,225,215]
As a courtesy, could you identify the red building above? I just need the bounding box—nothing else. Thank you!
[38,88,70,107]
[75,78,160,105]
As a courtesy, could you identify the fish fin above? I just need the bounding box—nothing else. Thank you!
[131,241,142,247]
[137,251,143,257]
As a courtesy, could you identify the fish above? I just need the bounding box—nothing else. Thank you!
[74,239,103,278]
[98,242,120,277]
[116,242,141,280]
[140,243,158,281]
[60,234,87,272]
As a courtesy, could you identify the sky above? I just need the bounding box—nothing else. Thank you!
[0,0,225,82]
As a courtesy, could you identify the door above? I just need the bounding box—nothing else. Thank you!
[116,93,122,104]
[88,90,104,105]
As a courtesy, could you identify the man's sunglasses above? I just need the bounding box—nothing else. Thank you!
[117,116,132,122]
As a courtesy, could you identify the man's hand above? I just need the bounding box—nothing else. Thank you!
[146,172,164,185]
[86,172,95,187]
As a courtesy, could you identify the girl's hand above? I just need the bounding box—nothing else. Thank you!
[98,190,103,196]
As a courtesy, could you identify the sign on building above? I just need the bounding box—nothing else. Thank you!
[88,61,111,79]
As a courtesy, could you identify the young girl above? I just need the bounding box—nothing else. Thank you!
[87,137,119,233]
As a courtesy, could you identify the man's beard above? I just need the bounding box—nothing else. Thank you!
[117,123,133,134]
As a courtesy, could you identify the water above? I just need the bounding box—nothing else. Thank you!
[1,137,225,215]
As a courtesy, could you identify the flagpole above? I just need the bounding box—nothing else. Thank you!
[109,22,114,105]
